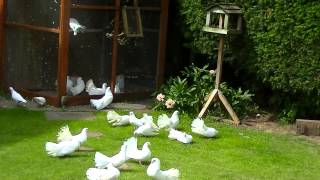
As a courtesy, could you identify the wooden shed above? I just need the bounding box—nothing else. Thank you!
[0,0,169,107]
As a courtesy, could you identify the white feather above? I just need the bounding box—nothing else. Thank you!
[147,158,180,180]
[90,87,113,110]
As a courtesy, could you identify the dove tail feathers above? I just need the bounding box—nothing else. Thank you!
[45,142,58,156]
[168,168,180,179]
[57,125,72,142]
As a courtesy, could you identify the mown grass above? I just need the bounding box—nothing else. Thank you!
[0,108,319,180]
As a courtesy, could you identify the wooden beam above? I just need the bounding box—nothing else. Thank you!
[198,89,218,118]
[218,89,240,125]
[215,35,224,89]
[140,7,161,11]
[110,0,120,93]
[5,22,59,34]
[156,0,169,88]
[57,0,71,106]
[0,0,6,91]
[71,4,116,11]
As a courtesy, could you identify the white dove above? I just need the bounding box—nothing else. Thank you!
[191,118,218,138]
[70,77,85,96]
[9,87,27,105]
[86,164,120,180]
[57,125,88,145]
[45,139,81,157]
[134,122,159,136]
[107,111,130,126]
[157,111,180,130]
[90,87,113,110]
[54,76,74,95]
[86,79,107,96]
[129,112,145,128]
[126,137,151,163]
[168,129,192,144]
[147,158,180,180]
[94,143,128,168]
[69,18,86,36]
[32,97,46,106]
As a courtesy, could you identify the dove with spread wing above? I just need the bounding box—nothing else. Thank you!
[147,158,180,180]
[57,125,88,145]
[94,143,128,168]
[9,87,27,106]
[126,137,151,164]
[157,111,180,130]
[90,87,113,110]
[69,18,86,36]
[191,118,218,138]
[86,163,120,180]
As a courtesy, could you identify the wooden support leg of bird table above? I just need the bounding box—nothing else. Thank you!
[217,89,240,125]
[198,89,218,118]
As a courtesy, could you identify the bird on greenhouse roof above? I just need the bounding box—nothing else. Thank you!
[69,18,86,36]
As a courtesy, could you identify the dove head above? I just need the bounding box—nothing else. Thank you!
[143,142,151,148]
[82,128,88,134]
[102,83,107,88]
[173,110,179,115]
[151,158,160,166]
[9,87,13,92]
[129,112,134,116]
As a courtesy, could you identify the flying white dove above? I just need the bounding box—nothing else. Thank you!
[126,137,151,164]
[168,129,192,144]
[9,87,27,106]
[157,111,180,130]
[57,125,88,145]
[147,158,180,180]
[134,122,159,137]
[94,143,128,168]
[107,111,130,126]
[191,118,218,138]
[45,139,81,157]
[90,87,113,110]
[86,79,107,96]
[70,77,85,96]
[69,18,86,36]
[32,97,46,106]
[86,164,120,180]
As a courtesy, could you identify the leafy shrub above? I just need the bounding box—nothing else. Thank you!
[153,64,258,118]
[177,0,320,120]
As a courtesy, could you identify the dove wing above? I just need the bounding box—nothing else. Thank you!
[57,125,73,142]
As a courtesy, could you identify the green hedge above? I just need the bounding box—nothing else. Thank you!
[178,0,320,119]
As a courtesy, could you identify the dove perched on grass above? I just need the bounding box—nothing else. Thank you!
[86,79,107,96]
[86,164,120,180]
[191,118,218,138]
[126,137,151,164]
[69,18,86,36]
[32,97,46,106]
[9,87,27,106]
[90,87,113,110]
[57,125,88,145]
[107,111,130,126]
[129,112,145,128]
[94,143,128,168]
[157,111,180,130]
[147,158,180,180]
[70,77,85,96]
[134,122,159,137]
[45,139,81,157]
[168,129,192,144]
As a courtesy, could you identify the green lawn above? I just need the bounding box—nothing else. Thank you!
[0,108,319,180]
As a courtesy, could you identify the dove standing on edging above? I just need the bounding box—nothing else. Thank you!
[9,87,27,106]
[90,87,113,110]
